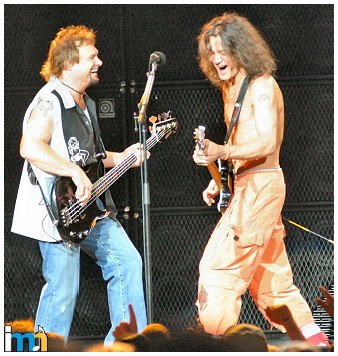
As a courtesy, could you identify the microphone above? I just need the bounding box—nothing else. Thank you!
[149,51,166,67]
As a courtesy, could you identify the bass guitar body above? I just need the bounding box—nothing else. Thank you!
[49,111,178,245]
[51,163,107,245]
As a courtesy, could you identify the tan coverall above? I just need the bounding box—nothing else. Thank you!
[196,168,315,335]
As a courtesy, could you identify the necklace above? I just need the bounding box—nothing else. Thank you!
[60,80,84,95]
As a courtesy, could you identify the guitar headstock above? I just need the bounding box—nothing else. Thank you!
[194,125,206,150]
[149,111,178,140]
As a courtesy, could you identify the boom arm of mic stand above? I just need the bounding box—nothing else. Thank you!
[138,62,157,124]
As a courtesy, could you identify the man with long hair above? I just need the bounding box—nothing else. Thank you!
[11,25,147,345]
[193,12,329,346]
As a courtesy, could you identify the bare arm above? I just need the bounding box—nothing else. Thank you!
[316,286,334,318]
[265,305,306,341]
[193,76,278,165]
[103,143,150,169]
[112,304,138,340]
[228,76,278,159]
[20,100,92,202]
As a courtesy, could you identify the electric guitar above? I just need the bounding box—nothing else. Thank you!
[51,112,178,245]
[194,125,233,213]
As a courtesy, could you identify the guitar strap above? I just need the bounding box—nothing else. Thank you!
[26,89,112,226]
[224,75,249,144]
[51,90,107,162]
[51,90,117,216]
[27,162,59,225]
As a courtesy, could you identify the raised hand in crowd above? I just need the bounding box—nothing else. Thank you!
[265,304,306,342]
[112,304,138,340]
[316,285,334,319]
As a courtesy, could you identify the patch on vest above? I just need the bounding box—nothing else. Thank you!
[68,137,89,165]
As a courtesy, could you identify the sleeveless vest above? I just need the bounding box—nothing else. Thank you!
[52,90,117,218]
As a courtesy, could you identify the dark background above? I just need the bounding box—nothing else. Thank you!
[4,4,333,340]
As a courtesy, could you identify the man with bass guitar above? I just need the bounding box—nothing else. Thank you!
[11,25,149,346]
[192,12,329,347]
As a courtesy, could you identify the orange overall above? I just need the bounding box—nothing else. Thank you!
[196,168,315,335]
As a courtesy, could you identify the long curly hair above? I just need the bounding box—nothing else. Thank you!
[198,12,276,89]
[40,25,96,82]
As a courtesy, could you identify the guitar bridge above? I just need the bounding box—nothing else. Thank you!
[60,207,71,227]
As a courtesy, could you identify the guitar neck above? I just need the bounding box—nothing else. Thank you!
[89,127,170,201]
[207,162,222,190]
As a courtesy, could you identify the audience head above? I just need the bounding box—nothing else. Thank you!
[117,332,151,351]
[281,340,320,352]
[83,340,136,352]
[167,330,229,352]
[6,318,67,351]
[141,322,171,351]
[222,323,268,351]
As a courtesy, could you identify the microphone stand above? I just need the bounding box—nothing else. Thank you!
[137,61,158,324]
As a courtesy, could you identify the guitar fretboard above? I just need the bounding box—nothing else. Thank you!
[65,123,175,224]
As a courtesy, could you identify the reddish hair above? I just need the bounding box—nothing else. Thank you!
[40,25,96,82]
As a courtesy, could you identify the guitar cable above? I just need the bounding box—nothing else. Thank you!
[282,217,334,245]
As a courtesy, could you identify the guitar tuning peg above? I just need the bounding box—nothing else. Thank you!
[149,116,157,124]
[160,111,170,121]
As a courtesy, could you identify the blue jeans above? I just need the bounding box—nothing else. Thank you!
[34,217,147,345]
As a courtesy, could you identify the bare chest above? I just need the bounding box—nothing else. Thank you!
[225,97,258,144]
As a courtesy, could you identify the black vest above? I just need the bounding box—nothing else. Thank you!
[52,90,117,218]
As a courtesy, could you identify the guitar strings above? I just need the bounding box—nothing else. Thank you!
[66,151,140,220]
[88,128,165,199]
[64,126,172,223]
[90,125,172,198]
[66,128,166,219]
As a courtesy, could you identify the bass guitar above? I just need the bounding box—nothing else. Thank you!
[51,112,178,245]
[194,125,233,213]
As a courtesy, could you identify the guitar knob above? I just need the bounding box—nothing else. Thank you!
[149,116,157,124]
